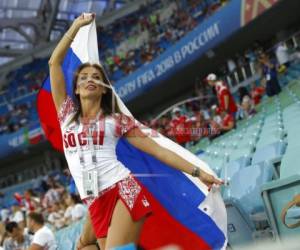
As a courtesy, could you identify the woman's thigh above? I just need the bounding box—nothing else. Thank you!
[104,199,145,249]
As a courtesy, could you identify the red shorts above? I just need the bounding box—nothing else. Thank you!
[85,174,152,238]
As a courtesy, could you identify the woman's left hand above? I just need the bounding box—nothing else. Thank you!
[199,170,224,189]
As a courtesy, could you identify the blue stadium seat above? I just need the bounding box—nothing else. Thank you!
[279,146,300,179]
[220,158,248,185]
[223,163,274,247]
[252,141,286,166]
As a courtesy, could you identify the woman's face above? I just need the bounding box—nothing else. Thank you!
[75,66,107,99]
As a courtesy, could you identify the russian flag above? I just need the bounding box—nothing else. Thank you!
[37,19,227,249]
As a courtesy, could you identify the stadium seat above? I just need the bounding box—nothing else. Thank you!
[252,141,286,168]
[279,146,300,179]
[223,163,274,248]
[220,158,247,185]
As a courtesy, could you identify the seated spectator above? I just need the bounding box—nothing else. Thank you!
[42,176,64,209]
[27,212,57,250]
[241,95,257,119]
[9,202,25,230]
[208,107,234,139]
[169,107,192,147]
[63,194,86,226]
[220,110,235,132]
[3,222,32,250]
[236,87,256,120]
[251,82,265,105]
[47,202,65,230]
[23,189,40,213]
[237,86,250,104]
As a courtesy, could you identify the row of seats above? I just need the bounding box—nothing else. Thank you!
[260,80,300,244]
[190,66,300,248]
[54,76,299,249]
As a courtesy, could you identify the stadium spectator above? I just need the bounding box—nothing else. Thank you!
[206,73,238,115]
[227,58,237,74]
[275,42,290,68]
[27,212,57,250]
[42,176,64,208]
[63,194,86,226]
[0,207,10,224]
[236,87,256,120]
[23,190,39,213]
[250,82,265,105]
[220,110,235,132]
[258,52,282,97]
[169,107,192,147]
[47,202,65,230]
[190,110,210,143]
[9,203,25,230]
[62,169,78,195]
[241,95,257,119]
[3,222,32,250]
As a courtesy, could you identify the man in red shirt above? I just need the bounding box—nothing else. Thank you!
[251,82,265,105]
[221,111,235,131]
[206,73,237,115]
[169,107,192,147]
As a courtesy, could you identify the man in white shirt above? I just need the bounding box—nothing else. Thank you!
[275,42,290,67]
[27,212,57,250]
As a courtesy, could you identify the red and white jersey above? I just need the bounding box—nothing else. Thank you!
[58,97,137,200]
[215,81,237,114]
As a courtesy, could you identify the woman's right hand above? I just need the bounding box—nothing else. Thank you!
[73,13,95,28]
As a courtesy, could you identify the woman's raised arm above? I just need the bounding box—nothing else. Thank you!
[48,13,95,112]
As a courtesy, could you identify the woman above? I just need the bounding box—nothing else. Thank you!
[49,13,222,250]
[63,193,86,226]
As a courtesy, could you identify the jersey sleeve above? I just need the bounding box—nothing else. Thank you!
[114,113,139,137]
[57,96,76,124]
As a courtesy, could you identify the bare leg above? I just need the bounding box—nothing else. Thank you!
[77,213,98,250]
[104,199,145,250]
[97,238,106,250]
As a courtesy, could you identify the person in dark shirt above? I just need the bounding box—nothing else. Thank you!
[259,52,281,97]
